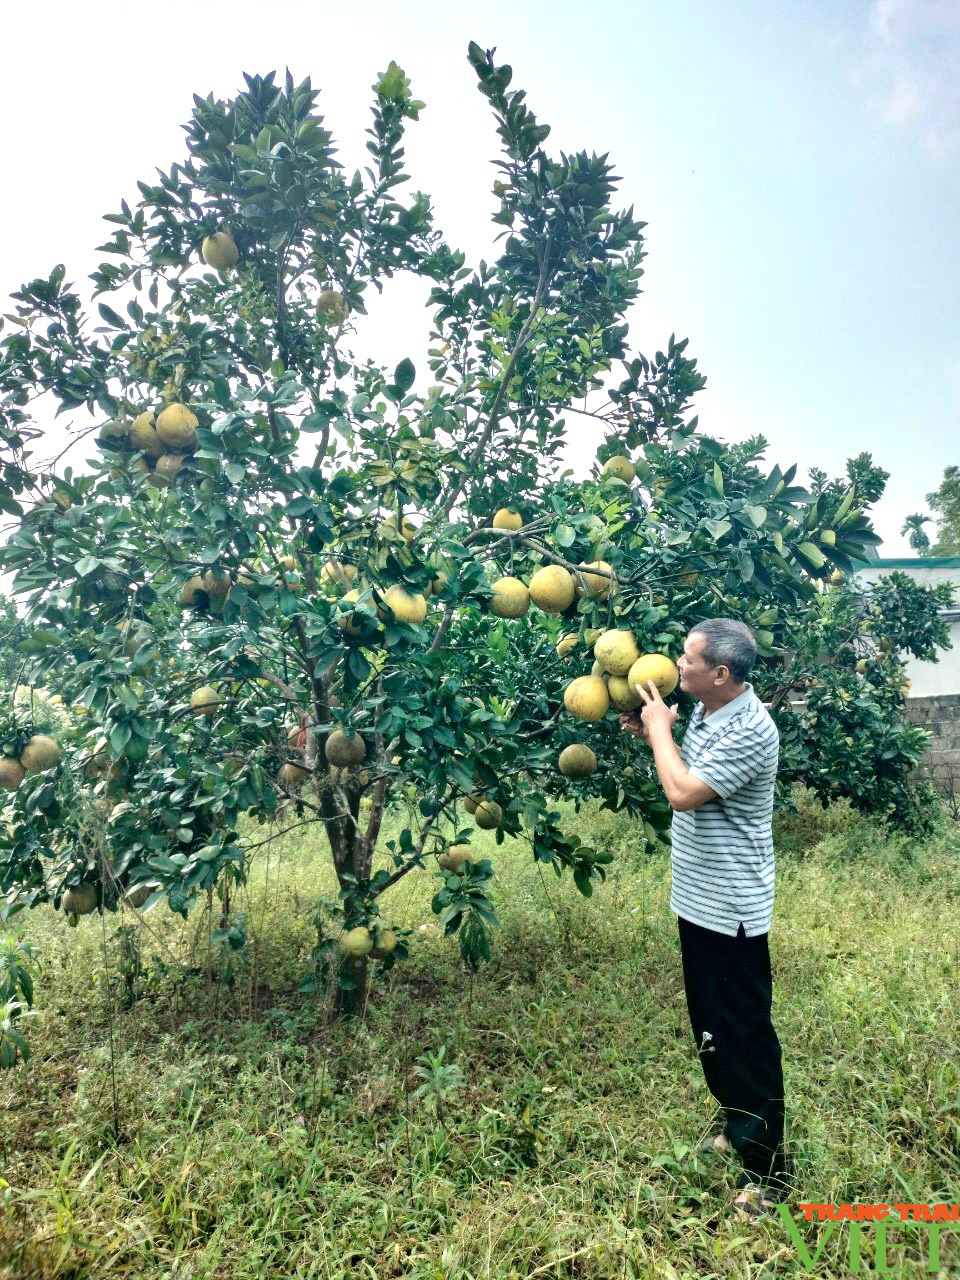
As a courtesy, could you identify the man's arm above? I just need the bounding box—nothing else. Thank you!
[646,718,719,812]
[625,683,719,812]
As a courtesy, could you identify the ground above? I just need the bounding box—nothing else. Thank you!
[1,792,958,1278]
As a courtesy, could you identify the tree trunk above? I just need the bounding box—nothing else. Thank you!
[333,952,369,1019]
[325,797,372,1022]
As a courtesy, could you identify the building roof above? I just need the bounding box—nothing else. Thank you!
[852,557,960,569]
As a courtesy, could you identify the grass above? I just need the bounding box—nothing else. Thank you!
[1,791,959,1278]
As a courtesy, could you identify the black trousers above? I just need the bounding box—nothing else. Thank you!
[678,915,788,1190]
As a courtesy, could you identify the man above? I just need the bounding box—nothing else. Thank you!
[621,618,788,1216]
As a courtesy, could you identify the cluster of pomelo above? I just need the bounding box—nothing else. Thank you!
[0,733,61,792]
[201,228,350,328]
[96,403,200,488]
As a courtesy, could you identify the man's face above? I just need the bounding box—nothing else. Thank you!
[677,631,722,699]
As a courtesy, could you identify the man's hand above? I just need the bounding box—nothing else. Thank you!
[637,680,679,737]
[619,710,649,741]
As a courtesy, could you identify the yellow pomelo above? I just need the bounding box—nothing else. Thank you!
[129,411,165,460]
[62,884,97,916]
[556,632,579,659]
[425,569,449,597]
[275,555,305,591]
[379,514,418,541]
[98,419,128,449]
[0,757,25,790]
[599,624,642,675]
[370,929,398,959]
[178,575,206,607]
[318,289,350,324]
[490,576,530,619]
[81,747,109,779]
[278,762,311,788]
[528,565,576,613]
[438,845,474,871]
[320,560,357,593]
[602,455,636,483]
[628,654,679,697]
[829,569,845,585]
[607,675,643,711]
[201,231,239,270]
[474,800,502,830]
[125,884,153,909]
[425,554,451,597]
[339,926,373,956]
[463,792,480,814]
[575,560,614,600]
[153,453,184,483]
[558,744,598,777]
[381,585,428,625]
[201,569,231,600]
[563,675,610,722]
[325,730,367,767]
[190,686,220,717]
[492,508,523,531]
[19,734,61,773]
[156,404,198,449]
[336,589,374,635]
[594,630,641,676]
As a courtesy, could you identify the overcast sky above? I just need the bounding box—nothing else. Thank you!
[3,0,958,554]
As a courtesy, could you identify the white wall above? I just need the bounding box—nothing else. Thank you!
[851,562,960,698]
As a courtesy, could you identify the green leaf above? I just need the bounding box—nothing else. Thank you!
[796,541,826,569]
[712,462,724,496]
[703,518,732,542]
[743,504,767,528]
[393,358,416,394]
[97,303,127,328]
[375,61,411,101]
[554,524,576,548]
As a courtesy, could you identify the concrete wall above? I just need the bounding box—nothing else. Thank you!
[852,561,960,699]
[904,694,960,793]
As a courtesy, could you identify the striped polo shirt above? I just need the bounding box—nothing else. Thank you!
[670,683,779,937]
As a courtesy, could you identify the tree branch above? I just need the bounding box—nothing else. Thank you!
[441,228,555,518]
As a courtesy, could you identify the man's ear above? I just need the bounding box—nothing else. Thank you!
[713,665,730,685]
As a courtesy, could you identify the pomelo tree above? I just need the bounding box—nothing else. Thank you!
[0,48,882,1016]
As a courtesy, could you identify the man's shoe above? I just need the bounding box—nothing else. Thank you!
[698,1128,733,1155]
[729,1184,777,1221]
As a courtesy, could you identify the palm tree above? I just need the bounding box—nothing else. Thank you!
[900,513,931,552]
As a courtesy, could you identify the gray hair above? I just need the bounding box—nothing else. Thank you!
[689,619,757,683]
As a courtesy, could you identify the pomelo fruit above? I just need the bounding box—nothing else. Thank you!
[628,654,679,697]
[529,565,575,613]
[563,676,610,722]
[201,231,239,270]
[559,744,597,777]
[594,630,641,676]
[490,576,530,619]
[602,455,635,483]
